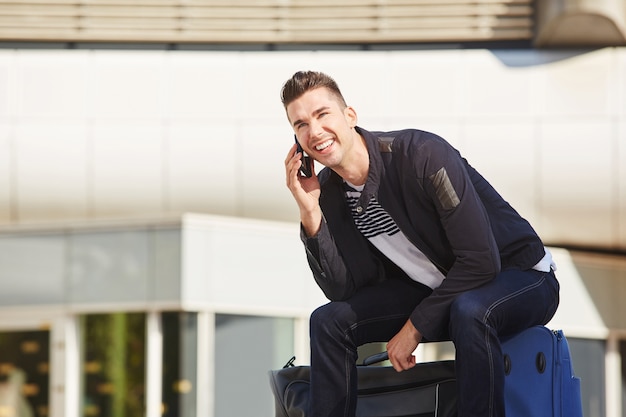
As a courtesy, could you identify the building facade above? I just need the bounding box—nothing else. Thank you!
[0,1,625,417]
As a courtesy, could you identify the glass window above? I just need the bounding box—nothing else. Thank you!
[152,229,182,302]
[68,231,150,304]
[161,312,197,417]
[569,337,606,417]
[80,313,146,417]
[214,314,294,417]
[0,329,50,417]
[621,340,626,417]
[0,235,65,305]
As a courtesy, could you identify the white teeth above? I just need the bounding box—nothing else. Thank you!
[315,139,334,151]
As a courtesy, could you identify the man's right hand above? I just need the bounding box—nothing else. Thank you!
[285,144,323,237]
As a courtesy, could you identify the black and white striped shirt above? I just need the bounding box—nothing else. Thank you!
[345,182,445,289]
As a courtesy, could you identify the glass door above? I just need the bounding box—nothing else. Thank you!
[0,328,50,417]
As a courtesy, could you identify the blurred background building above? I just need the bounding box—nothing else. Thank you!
[0,0,625,416]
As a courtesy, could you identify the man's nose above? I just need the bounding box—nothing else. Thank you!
[309,119,324,138]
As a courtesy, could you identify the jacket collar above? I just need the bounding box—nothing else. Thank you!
[323,126,390,212]
[349,127,385,212]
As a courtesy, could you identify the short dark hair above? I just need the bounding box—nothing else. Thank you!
[280,71,347,109]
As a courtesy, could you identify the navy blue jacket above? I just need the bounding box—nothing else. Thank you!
[301,127,546,340]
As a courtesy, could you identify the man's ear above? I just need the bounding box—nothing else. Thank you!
[344,106,358,127]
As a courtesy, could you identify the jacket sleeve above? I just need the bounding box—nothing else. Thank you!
[300,219,355,301]
[408,139,501,341]
[300,213,386,301]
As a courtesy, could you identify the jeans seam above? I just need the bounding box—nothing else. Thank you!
[481,273,547,417]
[485,324,495,417]
[482,274,547,323]
[344,347,351,417]
[343,313,408,416]
[347,312,409,332]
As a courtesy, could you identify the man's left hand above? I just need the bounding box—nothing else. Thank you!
[386,319,423,372]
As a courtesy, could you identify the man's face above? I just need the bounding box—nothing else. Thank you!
[286,87,357,169]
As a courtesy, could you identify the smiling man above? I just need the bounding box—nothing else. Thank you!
[281,70,560,417]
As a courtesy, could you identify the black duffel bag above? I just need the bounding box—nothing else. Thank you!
[268,357,457,417]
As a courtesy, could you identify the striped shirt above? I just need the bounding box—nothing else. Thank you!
[345,182,445,289]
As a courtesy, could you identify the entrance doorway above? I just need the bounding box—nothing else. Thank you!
[0,328,50,417]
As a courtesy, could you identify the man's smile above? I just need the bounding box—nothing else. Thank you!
[315,139,335,152]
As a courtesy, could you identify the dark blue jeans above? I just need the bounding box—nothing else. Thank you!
[308,268,560,417]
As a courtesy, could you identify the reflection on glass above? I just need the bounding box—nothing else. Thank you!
[161,312,197,417]
[0,330,49,417]
[619,340,626,417]
[569,337,606,417]
[81,313,146,417]
[215,314,294,417]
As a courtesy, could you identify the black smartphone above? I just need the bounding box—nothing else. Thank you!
[294,135,313,178]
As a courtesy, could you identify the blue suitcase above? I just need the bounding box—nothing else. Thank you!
[501,326,583,417]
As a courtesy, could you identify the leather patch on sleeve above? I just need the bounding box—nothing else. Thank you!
[378,137,394,153]
[429,167,460,210]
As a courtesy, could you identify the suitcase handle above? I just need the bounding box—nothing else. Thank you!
[362,351,389,366]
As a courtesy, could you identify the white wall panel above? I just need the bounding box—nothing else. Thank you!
[14,121,89,221]
[0,52,10,118]
[461,122,538,226]
[0,123,11,222]
[619,48,626,117]
[538,121,614,247]
[166,52,242,120]
[92,121,163,216]
[0,47,624,250]
[92,52,165,118]
[167,123,239,215]
[461,50,537,119]
[15,51,89,118]
[386,51,463,120]
[538,48,614,117]
[240,123,299,222]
